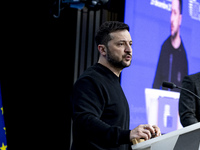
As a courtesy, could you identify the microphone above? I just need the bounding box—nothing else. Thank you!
[162,81,200,99]
[162,81,177,89]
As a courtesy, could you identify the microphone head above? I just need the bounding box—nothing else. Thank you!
[162,81,177,89]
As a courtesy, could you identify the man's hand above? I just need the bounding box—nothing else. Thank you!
[130,124,161,141]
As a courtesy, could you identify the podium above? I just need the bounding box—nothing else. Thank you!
[132,122,200,150]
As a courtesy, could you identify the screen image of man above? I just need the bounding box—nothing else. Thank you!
[153,0,188,92]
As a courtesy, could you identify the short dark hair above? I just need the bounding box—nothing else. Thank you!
[95,21,129,46]
[178,0,182,14]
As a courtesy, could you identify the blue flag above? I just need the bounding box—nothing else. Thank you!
[0,83,7,150]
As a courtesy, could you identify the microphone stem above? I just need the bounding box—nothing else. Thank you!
[168,54,173,91]
[177,86,200,99]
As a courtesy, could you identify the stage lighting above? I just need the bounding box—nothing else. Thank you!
[81,0,109,9]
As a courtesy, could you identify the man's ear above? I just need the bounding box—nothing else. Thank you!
[98,44,107,56]
[179,14,182,27]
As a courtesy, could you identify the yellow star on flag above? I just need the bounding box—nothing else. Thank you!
[1,107,3,115]
[0,143,7,150]
[3,127,6,134]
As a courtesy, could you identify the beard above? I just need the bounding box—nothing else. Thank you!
[171,25,179,40]
[171,30,178,40]
[106,48,131,69]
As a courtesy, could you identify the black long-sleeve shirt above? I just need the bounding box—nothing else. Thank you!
[70,63,131,150]
[179,72,200,127]
[153,36,188,92]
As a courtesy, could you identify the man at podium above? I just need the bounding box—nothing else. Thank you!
[70,21,161,150]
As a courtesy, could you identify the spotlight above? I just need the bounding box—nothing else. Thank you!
[82,0,109,10]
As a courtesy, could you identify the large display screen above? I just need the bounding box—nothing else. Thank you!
[121,0,200,134]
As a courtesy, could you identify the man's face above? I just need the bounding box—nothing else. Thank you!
[170,0,182,38]
[106,29,132,69]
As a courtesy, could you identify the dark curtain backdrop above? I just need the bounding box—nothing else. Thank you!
[1,1,125,150]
